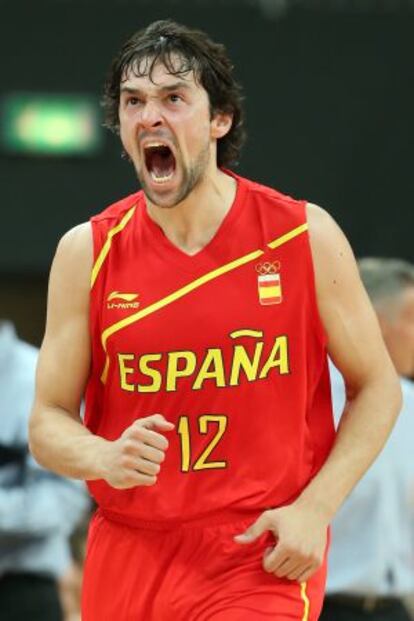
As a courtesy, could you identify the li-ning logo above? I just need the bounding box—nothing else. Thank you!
[255,261,283,306]
[107,291,140,310]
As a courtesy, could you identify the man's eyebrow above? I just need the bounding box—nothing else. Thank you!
[160,82,192,93]
[120,82,192,96]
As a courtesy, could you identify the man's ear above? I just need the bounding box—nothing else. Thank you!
[211,112,233,139]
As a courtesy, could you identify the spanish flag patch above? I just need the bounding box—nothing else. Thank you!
[256,262,282,305]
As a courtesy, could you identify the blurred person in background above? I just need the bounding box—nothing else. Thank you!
[0,320,90,621]
[321,258,414,621]
[59,510,91,621]
[29,20,401,621]
[59,561,82,621]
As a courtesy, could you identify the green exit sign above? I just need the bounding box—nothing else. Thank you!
[1,93,103,156]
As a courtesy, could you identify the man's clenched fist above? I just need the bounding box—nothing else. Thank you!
[98,414,174,489]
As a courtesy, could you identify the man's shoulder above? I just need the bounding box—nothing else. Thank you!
[237,172,306,209]
[91,190,143,225]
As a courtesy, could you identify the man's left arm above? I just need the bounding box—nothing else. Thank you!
[235,203,401,581]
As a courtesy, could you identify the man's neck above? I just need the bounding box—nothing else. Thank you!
[145,168,237,256]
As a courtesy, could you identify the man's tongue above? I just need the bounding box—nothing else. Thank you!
[147,147,175,181]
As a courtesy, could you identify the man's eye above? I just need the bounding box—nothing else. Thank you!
[126,97,140,106]
[168,94,182,103]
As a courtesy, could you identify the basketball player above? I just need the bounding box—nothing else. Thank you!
[29,20,401,621]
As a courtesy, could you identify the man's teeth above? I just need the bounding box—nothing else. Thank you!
[150,170,174,183]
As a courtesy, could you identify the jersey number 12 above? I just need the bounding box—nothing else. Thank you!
[177,414,228,472]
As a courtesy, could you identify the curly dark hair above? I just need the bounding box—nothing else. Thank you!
[102,20,246,167]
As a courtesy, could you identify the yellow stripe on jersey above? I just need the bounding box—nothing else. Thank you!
[230,329,264,339]
[99,222,308,382]
[258,286,281,299]
[300,581,310,621]
[267,223,308,250]
[90,205,137,289]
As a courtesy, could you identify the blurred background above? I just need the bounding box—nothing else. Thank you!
[1,3,414,620]
[1,0,413,346]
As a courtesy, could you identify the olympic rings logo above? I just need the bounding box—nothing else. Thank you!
[255,261,280,276]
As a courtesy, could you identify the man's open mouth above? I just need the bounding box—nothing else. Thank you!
[144,143,177,184]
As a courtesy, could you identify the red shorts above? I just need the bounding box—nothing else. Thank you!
[82,510,327,620]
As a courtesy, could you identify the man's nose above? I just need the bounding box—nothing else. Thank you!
[139,101,163,128]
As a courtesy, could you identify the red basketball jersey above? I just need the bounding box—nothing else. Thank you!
[85,171,335,525]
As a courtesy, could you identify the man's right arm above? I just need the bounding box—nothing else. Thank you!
[29,223,173,488]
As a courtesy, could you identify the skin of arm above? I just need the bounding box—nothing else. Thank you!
[29,223,174,490]
[234,203,402,582]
